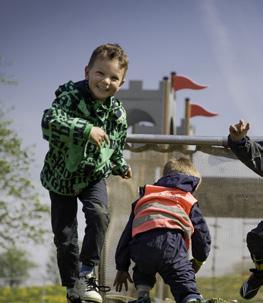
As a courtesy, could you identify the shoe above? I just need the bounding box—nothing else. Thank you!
[240,269,263,299]
[75,272,110,303]
[66,287,81,303]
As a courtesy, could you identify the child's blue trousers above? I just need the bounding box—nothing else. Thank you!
[129,229,202,303]
[49,179,109,287]
[247,220,263,262]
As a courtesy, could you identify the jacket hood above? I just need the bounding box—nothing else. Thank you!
[154,173,200,193]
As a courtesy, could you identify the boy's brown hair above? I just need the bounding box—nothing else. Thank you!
[88,43,129,77]
[163,157,201,182]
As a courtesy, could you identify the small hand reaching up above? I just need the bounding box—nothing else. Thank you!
[229,119,250,141]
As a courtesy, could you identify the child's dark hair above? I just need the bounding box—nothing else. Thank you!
[163,157,201,180]
[88,43,129,76]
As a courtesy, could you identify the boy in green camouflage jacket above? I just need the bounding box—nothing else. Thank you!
[40,43,132,303]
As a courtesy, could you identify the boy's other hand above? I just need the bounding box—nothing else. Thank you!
[90,126,110,148]
[113,270,133,292]
[229,119,250,141]
[122,166,132,179]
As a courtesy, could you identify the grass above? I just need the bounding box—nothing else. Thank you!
[197,274,263,302]
[1,275,263,302]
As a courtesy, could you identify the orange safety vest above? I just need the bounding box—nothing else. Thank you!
[132,185,196,249]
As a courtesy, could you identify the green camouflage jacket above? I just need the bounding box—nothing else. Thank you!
[40,80,129,195]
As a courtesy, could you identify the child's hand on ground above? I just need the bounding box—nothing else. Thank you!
[90,126,110,148]
[113,270,133,292]
[229,119,250,141]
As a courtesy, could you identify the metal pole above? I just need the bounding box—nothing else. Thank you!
[184,98,191,135]
[162,77,170,135]
[171,71,177,135]
[126,134,230,146]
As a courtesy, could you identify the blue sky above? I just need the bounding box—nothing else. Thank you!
[1,0,263,171]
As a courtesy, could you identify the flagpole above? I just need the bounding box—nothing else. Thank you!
[184,98,191,135]
[162,76,170,134]
[171,71,176,135]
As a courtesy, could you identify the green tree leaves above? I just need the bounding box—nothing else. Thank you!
[0,246,36,287]
[0,108,49,248]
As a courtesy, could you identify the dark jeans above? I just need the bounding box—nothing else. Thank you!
[247,220,263,262]
[130,229,202,303]
[49,179,109,287]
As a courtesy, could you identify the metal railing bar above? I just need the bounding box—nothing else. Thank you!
[126,134,263,146]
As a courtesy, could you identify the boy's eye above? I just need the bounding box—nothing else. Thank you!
[97,71,104,76]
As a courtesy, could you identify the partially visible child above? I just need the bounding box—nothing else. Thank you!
[113,158,211,303]
[228,120,263,300]
[40,43,132,303]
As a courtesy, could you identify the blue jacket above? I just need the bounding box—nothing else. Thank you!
[115,173,211,271]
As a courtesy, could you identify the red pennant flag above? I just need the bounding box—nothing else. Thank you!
[172,74,207,91]
[190,103,218,118]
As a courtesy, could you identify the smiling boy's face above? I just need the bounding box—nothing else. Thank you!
[85,57,125,102]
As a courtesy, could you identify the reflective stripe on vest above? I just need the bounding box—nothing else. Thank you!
[132,185,196,248]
